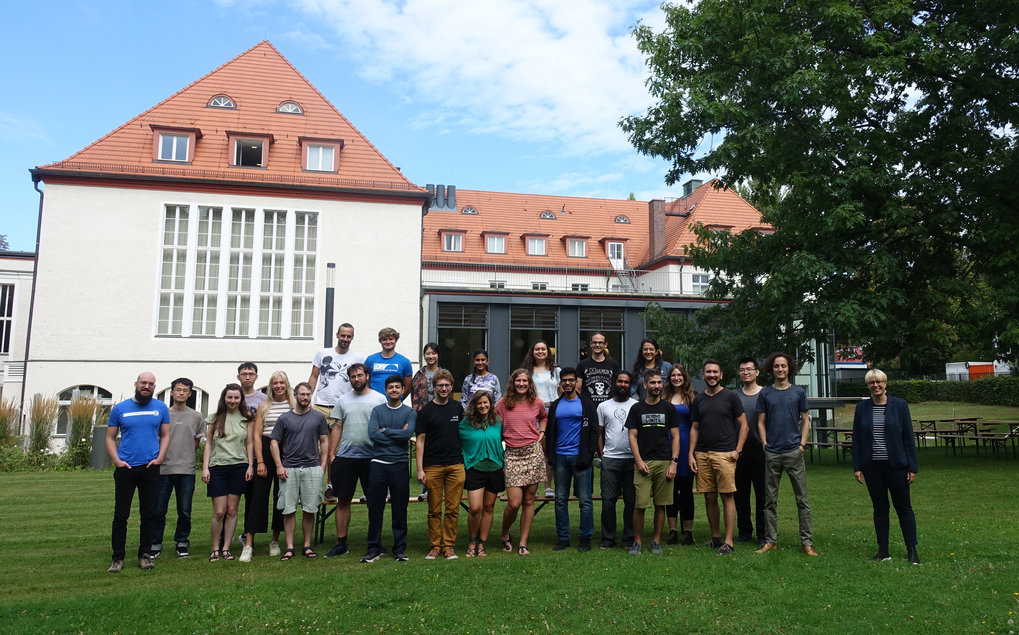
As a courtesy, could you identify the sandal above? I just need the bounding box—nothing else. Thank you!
[501,534,513,552]
[518,544,530,556]
[477,540,488,558]
[221,550,235,561]
[465,539,477,558]
[279,548,295,561]
[208,550,220,562]
[302,546,317,558]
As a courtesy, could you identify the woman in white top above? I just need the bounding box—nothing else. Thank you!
[521,339,560,497]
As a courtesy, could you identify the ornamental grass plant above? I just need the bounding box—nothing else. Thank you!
[0,397,19,448]
[64,394,104,470]
[26,394,58,467]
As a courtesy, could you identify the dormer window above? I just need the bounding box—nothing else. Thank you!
[567,239,587,258]
[440,229,466,252]
[277,101,303,115]
[227,131,274,168]
[527,237,546,256]
[150,125,200,164]
[614,215,630,224]
[208,95,236,109]
[462,206,478,215]
[299,137,343,173]
[539,210,556,220]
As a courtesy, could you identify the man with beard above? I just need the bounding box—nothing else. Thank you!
[269,382,330,560]
[105,372,171,572]
[323,363,386,557]
[309,322,364,503]
[625,369,680,555]
[597,371,638,550]
[576,332,620,405]
[689,360,749,556]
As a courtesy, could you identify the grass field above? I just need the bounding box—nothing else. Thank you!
[831,402,1019,428]
[1,443,1017,633]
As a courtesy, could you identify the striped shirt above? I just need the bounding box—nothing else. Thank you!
[871,405,888,461]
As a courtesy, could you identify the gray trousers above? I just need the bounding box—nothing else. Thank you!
[763,449,813,546]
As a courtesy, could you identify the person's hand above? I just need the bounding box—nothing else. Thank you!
[277,466,288,481]
[636,459,650,475]
[688,456,698,474]
[729,450,739,462]
[417,470,426,485]
[202,468,211,484]
[257,463,267,478]
[147,457,163,468]
[906,472,916,484]
[245,466,253,482]
[113,458,129,469]
[854,471,864,484]
[666,462,677,478]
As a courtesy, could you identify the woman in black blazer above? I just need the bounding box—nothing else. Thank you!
[852,369,920,565]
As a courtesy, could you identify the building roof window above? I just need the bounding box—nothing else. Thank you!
[614,215,630,224]
[276,101,303,115]
[462,206,478,215]
[539,210,556,220]
[208,95,236,109]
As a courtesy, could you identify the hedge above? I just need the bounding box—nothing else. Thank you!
[835,376,1019,406]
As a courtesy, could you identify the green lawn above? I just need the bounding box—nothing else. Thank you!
[832,401,1019,428]
[1,449,1017,633]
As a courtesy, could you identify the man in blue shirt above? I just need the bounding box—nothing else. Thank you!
[364,327,413,398]
[105,372,170,573]
[754,353,817,557]
[545,368,599,552]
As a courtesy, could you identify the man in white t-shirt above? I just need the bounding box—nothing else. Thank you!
[597,371,638,550]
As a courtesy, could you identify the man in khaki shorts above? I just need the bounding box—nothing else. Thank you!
[625,369,680,556]
[689,360,748,555]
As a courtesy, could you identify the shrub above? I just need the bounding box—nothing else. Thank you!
[64,395,101,470]
[970,376,1019,406]
[0,398,20,449]
[27,395,59,466]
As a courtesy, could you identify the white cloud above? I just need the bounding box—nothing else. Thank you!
[291,0,660,155]
[0,112,50,144]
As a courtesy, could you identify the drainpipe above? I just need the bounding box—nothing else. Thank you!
[19,175,45,431]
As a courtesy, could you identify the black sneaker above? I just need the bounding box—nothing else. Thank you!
[682,531,694,546]
[360,551,382,563]
[394,552,409,562]
[703,537,723,549]
[578,538,591,552]
[150,550,162,560]
[175,545,190,558]
[872,550,891,562]
[417,489,428,501]
[907,546,921,565]
[667,530,679,545]
[553,541,570,551]
[324,541,349,558]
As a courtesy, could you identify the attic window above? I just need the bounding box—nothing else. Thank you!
[277,101,303,115]
[614,215,630,224]
[208,95,236,109]
[461,206,478,215]
[539,210,556,220]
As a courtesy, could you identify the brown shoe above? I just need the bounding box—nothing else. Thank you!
[442,547,458,560]
[802,545,819,557]
[755,543,778,554]
[425,546,441,560]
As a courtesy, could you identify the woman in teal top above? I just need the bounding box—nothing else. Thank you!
[202,383,254,561]
[458,390,504,557]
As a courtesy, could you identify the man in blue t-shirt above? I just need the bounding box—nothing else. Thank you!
[105,372,170,573]
[545,368,599,552]
[364,327,413,398]
[754,353,816,557]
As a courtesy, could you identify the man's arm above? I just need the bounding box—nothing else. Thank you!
[308,365,321,393]
[105,425,126,468]
[149,422,171,467]
[757,412,768,448]
[734,413,748,459]
[415,432,427,485]
[318,434,329,474]
[687,421,699,473]
[799,410,811,451]
[628,428,648,474]
[328,420,343,459]
[270,438,287,480]
[667,424,680,478]
[389,410,417,440]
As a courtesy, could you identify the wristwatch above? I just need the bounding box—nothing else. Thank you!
[671,457,680,463]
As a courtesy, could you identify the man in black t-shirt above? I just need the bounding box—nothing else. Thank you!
[689,360,748,555]
[415,369,465,560]
[576,332,621,405]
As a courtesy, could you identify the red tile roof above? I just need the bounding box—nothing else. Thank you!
[660,180,768,261]
[35,41,424,197]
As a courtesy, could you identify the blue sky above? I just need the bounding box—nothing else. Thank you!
[0,0,709,252]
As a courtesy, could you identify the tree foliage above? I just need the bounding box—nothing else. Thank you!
[623,0,1019,373]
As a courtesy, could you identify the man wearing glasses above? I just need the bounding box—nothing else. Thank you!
[576,332,620,405]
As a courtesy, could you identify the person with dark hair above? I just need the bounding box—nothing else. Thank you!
[497,369,547,556]
[755,352,816,557]
[522,339,560,498]
[631,338,672,401]
[597,371,638,550]
[735,357,766,546]
[689,360,748,555]
[576,332,620,405]
[625,368,681,556]
[237,362,266,413]
[460,348,501,407]
[362,375,417,563]
[415,369,465,560]
[411,342,443,501]
[853,369,920,565]
[202,383,254,562]
[545,367,599,552]
[151,377,205,559]
[664,364,697,546]
[460,390,504,557]
[269,381,330,561]
[105,372,170,573]
[365,327,413,397]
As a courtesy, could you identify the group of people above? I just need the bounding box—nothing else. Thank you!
[105,328,921,572]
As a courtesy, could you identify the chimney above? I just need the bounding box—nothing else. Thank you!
[682,178,704,198]
[649,199,666,260]
[446,185,456,211]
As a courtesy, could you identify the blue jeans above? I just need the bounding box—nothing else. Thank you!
[152,473,197,551]
[554,454,593,542]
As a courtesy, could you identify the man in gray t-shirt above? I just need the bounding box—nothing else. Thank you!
[735,358,766,546]
[755,353,815,557]
[152,378,205,558]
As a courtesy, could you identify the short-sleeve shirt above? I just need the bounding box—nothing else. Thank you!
[532,368,561,405]
[691,389,745,453]
[160,407,205,475]
[206,411,248,467]
[737,387,763,444]
[624,399,680,461]
[244,391,266,414]
[576,357,620,404]
[597,397,638,460]
[757,384,809,453]
[416,400,465,467]
[364,351,413,395]
[312,347,365,406]
[270,409,328,468]
[553,396,584,456]
[496,398,547,448]
[108,398,170,467]
[331,390,387,458]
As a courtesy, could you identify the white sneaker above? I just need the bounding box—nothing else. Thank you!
[268,540,281,557]
[240,545,253,562]
[544,488,555,498]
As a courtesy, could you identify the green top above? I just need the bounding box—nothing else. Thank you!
[458,416,504,472]
[207,411,248,467]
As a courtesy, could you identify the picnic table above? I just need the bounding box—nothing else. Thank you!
[807,426,853,464]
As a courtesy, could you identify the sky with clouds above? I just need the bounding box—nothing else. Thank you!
[0,0,712,251]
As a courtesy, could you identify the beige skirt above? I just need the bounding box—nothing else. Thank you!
[503,441,546,488]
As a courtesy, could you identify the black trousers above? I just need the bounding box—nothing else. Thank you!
[862,461,917,548]
[111,464,160,560]
[735,440,766,541]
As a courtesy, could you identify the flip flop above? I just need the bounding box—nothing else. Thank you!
[518,544,530,556]
[302,546,317,558]
[280,548,295,561]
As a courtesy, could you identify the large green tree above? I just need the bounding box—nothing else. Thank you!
[623,0,1019,374]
